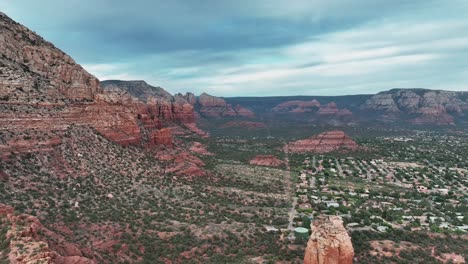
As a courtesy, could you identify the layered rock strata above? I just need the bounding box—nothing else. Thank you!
[304,216,354,264]
[287,130,359,153]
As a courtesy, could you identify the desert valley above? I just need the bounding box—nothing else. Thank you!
[1,5,468,264]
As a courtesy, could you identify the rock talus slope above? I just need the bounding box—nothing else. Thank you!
[0,203,95,264]
[304,216,354,264]
[249,155,285,167]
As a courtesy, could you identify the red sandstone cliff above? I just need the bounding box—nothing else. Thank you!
[0,203,95,264]
[273,100,352,116]
[198,93,255,118]
[273,100,321,113]
[287,130,359,153]
[0,12,206,155]
[361,89,468,125]
[0,12,99,102]
[304,216,354,264]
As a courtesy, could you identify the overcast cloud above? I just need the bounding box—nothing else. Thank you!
[1,0,468,96]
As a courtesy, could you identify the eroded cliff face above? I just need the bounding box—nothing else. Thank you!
[361,89,468,125]
[197,93,255,118]
[272,100,321,113]
[272,100,352,116]
[287,130,359,153]
[0,12,100,102]
[304,216,354,264]
[101,80,196,124]
[0,12,204,155]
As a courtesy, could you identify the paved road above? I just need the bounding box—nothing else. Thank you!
[335,158,343,177]
[288,197,298,230]
[283,144,297,231]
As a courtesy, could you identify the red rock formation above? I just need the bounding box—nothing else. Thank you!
[272,100,352,116]
[198,93,227,107]
[411,114,454,125]
[156,151,206,178]
[151,128,173,147]
[198,93,254,118]
[101,81,196,124]
[361,89,467,125]
[220,121,267,129]
[184,92,197,105]
[249,155,285,167]
[173,99,196,123]
[317,102,338,115]
[234,104,255,118]
[184,123,210,138]
[287,130,359,153]
[189,142,213,156]
[0,12,99,101]
[273,100,321,113]
[304,216,354,264]
[0,203,95,264]
[0,13,205,154]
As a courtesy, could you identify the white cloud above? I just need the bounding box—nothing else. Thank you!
[69,2,468,96]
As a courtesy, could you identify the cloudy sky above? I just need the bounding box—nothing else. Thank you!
[2,0,468,96]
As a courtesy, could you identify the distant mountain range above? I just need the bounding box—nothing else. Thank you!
[100,80,468,127]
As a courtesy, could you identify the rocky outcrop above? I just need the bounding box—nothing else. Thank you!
[249,155,285,167]
[317,102,352,116]
[0,12,99,102]
[273,100,321,113]
[198,93,227,107]
[0,13,208,154]
[156,150,206,178]
[361,89,468,125]
[100,80,172,101]
[198,93,255,118]
[287,130,359,153]
[101,80,195,124]
[151,128,173,147]
[0,203,95,264]
[272,100,352,116]
[189,142,213,156]
[361,93,400,113]
[304,216,354,264]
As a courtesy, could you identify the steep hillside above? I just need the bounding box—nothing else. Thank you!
[0,13,303,263]
[0,12,99,102]
[361,88,468,125]
[0,12,205,155]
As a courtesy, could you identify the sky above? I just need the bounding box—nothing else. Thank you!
[2,0,468,96]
